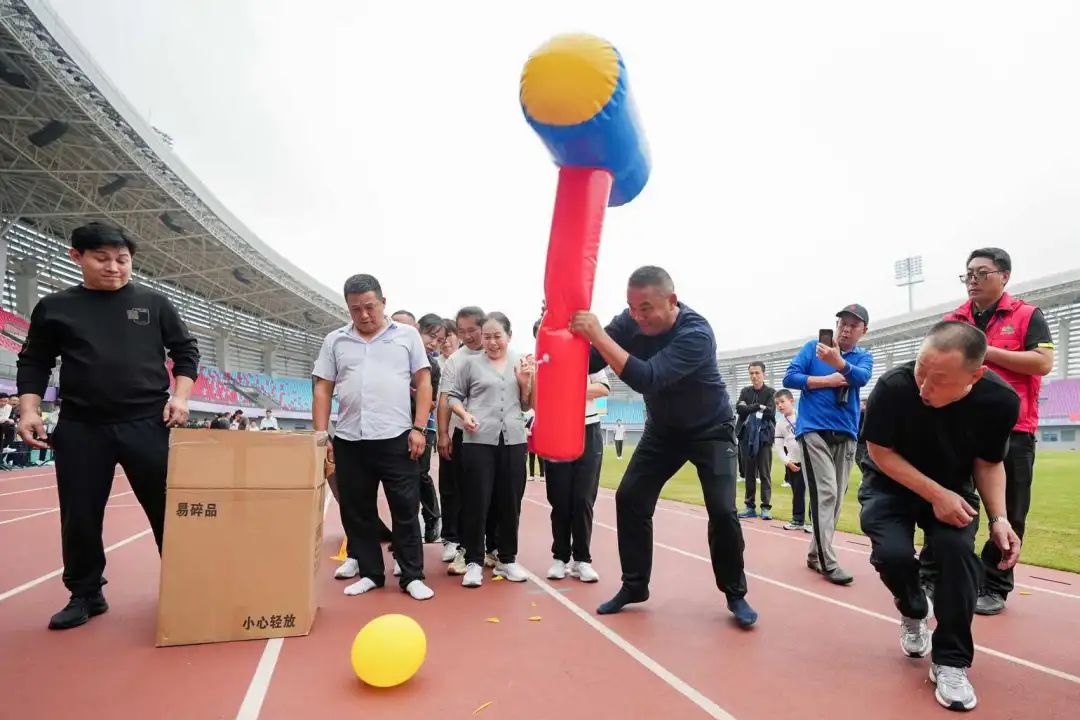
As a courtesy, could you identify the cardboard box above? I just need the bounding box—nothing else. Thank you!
[156,430,326,647]
[166,428,324,490]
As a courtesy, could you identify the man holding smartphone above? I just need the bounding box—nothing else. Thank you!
[783,304,873,585]
[860,321,1021,712]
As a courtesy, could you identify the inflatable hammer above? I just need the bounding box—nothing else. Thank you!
[521,34,649,461]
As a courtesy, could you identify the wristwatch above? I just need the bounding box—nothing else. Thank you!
[988,516,1010,527]
[412,425,426,434]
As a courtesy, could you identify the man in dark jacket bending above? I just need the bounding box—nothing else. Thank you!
[571,265,756,627]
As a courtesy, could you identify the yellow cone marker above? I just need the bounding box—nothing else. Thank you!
[331,537,348,561]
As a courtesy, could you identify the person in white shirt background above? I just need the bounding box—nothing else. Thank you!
[260,408,279,431]
[775,389,812,533]
[613,419,626,459]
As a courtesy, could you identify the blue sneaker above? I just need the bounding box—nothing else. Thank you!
[727,597,758,628]
[737,507,757,519]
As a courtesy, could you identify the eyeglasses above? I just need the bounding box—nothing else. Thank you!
[959,269,1003,284]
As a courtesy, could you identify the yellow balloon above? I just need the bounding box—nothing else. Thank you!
[350,614,427,688]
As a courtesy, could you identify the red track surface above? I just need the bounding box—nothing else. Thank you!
[1,463,1077,719]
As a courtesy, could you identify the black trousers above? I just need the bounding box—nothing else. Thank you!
[545,423,603,563]
[418,429,441,536]
[615,426,747,598]
[51,417,169,597]
[787,466,810,524]
[920,431,1034,599]
[740,442,773,510]
[333,432,423,590]
[860,483,981,668]
[461,439,527,566]
[615,439,624,457]
[529,452,545,478]
[438,428,464,544]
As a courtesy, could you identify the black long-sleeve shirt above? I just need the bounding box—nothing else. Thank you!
[734,384,776,440]
[589,303,734,438]
[17,283,200,423]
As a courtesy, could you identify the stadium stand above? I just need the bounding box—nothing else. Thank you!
[0,3,349,427]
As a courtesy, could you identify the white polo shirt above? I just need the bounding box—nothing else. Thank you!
[313,319,430,441]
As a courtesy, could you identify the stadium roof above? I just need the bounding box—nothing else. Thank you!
[0,0,348,334]
[717,266,1080,360]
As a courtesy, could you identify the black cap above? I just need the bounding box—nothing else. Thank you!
[836,303,869,325]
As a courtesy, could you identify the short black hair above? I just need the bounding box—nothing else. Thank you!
[924,320,988,369]
[343,274,383,300]
[628,265,674,294]
[485,311,511,335]
[532,318,541,338]
[748,361,766,373]
[418,313,443,335]
[0,393,8,400]
[442,318,457,335]
[391,309,416,322]
[456,306,486,324]
[775,388,794,402]
[71,222,137,255]
[967,247,1011,274]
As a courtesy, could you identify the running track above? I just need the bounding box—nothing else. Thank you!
[1,463,1077,719]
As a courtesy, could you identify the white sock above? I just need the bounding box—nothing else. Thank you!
[344,577,378,596]
[406,580,434,601]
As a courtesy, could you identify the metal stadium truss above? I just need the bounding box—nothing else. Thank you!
[0,0,347,362]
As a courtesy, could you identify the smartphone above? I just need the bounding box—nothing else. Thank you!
[818,328,834,346]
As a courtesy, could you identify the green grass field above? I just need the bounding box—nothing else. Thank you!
[597,446,1080,574]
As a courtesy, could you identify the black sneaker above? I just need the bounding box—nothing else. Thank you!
[974,592,1005,616]
[48,592,108,630]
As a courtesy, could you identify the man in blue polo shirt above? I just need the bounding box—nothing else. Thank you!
[571,266,756,627]
[783,304,873,585]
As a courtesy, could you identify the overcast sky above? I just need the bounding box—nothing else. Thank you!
[45,0,1080,353]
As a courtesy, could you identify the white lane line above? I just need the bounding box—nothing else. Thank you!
[235,638,284,720]
[235,487,334,720]
[0,491,134,526]
[593,492,1080,601]
[524,497,1080,686]
[0,471,56,483]
[0,528,151,603]
[524,566,737,719]
[0,507,58,512]
[0,485,55,497]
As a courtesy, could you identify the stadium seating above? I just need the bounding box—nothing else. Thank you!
[604,399,646,425]
[184,365,337,414]
[1041,378,1080,419]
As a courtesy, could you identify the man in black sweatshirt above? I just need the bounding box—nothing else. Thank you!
[734,361,776,519]
[571,266,756,627]
[16,222,199,630]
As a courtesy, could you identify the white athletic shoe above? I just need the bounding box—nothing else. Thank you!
[547,560,567,580]
[462,563,483,588]
[441,542,459,562]
[493,562,528,582]
[343,577,377,596]
[572,562,600,583]
[334,558,360,579]
[447,548,467,576]
[405,580,434,601]
[930,664,977,711]
[899,594,933,658]
[484,551,499,569]
[392,561,401,577]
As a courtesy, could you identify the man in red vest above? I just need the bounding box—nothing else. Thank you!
[922,248,1054,616]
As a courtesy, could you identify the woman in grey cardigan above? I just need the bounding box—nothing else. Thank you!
[448,312,535,587]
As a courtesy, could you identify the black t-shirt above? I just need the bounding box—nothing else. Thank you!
[860,361,1019,495]
[973,302,1053,350]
